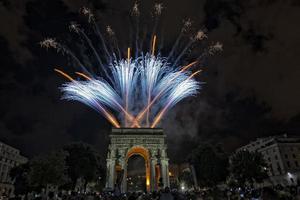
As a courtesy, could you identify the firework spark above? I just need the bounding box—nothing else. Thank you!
[154,3,163,16]
[42,3,222,128]
[132,1,140,16]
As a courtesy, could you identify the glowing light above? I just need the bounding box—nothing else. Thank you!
[61,80,121,128]
[180,182,185,191]
[151,70,201,128]
[41,3,221,128]
[75,72,92,80]
[54,68,74,81]
[58,55,200,128]
[125,47,131,126]
[131,61,199,127]
[127,47,131,63]
[152,35,157,56]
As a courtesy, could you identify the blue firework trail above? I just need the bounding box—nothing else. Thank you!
[40,4,222,128]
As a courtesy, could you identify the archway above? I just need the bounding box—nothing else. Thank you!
[106,128,170,192]
[127,155,147,192]
[126,155,146,191]
[125,146,151,192]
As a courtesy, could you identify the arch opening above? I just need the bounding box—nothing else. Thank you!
[125,146,151,192]
[127,155,146,192]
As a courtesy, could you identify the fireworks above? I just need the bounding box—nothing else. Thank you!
[41,3,222,128]
[154,3,163,16]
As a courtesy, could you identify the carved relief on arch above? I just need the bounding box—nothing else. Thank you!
[150,149,158,158]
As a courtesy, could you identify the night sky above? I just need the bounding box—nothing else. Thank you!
[1,0,300,163]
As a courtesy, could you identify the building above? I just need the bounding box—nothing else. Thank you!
[237,134,300,186]
[0,141,27,195]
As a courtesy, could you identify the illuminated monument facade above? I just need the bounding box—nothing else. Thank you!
[106,128,169,192]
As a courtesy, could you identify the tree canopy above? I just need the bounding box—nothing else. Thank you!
[9,142,105,191]
[9,163,30,195]
[230,150,268,188]
[28,150,68,189]
[63,143,104,189]
[188,143,229,187]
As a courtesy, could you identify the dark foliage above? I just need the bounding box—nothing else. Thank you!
[230,150,268,188]
[188,143,229,187]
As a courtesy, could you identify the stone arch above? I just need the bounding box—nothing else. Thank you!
[126,146,150,160]
[106,128,170,192]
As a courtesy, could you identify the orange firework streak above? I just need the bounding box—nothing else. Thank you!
[75,72,92,80]
[150,70,201,128]
[146,35,158,126]
[54,68,74,81]
[124,47,131,127]
[151,35,157,56]
[54,69,121,128]
[131,61,199,127]
[96,104,121,128]
[75,71,140,127]
[127,47,131,62]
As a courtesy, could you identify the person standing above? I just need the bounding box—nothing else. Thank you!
[159,187,173,200]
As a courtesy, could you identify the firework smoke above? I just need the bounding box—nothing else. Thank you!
[41,3,222,128]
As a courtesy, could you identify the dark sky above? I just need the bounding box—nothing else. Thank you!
[0,0,300,162]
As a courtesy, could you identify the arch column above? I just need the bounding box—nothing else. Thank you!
[120,160,127,193]
[118,149,127,193]
[106,158,116,189]
[146,159,151,191]
[160,148,170,188]
[161,158,169,188]
[150,157,157,191]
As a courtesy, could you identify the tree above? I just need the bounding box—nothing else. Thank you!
[63,143,104,190]
[9,163,30,195]
[28,150,68,190]
[188,143,229,187]
[229,150,268,188]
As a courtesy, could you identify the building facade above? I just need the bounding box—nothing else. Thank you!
[0,142,27,195]
[237,134,300,186]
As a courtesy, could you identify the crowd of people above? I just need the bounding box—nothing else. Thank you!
[1,186,300,200]
[1,187,207,200]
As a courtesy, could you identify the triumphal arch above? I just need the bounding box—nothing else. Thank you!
[106,128,170,192]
